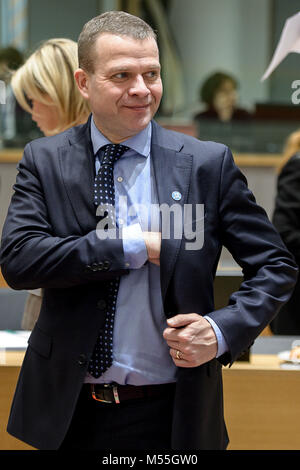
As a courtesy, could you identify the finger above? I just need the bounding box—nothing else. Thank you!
[169,348,185,362]
[169,348,197,368]
[163,327,179,341]
[163,325,194,344]
[165,339,180,349]
[163,326,190,343]
[167,313,201,329]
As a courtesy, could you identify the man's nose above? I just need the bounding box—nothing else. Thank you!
[128,75,150,97]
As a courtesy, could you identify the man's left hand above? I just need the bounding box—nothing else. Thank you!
[163,313,218,367]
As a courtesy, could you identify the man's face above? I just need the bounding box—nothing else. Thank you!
[76,33,163,143]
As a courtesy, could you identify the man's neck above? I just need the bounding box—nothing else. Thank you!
[92,116,141,144]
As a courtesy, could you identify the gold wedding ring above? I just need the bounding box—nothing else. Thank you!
[176,350,181,360]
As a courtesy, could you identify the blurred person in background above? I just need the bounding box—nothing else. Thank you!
[271,130,300,334]
[10,38,90,329]
[194,71,252,123]
[0,46,24,142]
[0,46,23,79]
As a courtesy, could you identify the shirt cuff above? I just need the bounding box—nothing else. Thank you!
[27,289,42,297]
[204,315,229,358]
[122,223,148,269]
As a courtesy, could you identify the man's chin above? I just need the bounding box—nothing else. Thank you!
[128,113,153,131]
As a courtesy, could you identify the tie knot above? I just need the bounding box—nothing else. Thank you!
[100,144,129,166]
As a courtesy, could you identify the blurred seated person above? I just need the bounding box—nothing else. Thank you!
[10,38,90,329]
[0,46,29,142]
[271,130,300,334]
[0,46,23,81]
[194,71,252,123]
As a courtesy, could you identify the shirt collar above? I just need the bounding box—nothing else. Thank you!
[90,115,151,158]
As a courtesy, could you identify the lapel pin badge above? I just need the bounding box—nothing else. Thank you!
[172,191,182,201]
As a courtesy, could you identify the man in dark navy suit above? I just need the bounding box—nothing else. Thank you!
[0,11,297,450]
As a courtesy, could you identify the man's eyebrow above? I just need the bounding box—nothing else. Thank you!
[109,64,161,74]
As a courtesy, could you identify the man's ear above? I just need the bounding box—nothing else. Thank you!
[74,68,90,99]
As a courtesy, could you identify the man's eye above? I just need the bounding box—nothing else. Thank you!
[145,71,159,79]
[113,73,127,80]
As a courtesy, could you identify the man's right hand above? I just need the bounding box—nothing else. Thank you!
[142,231,161,265]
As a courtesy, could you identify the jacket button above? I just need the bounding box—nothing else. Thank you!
[97,299,107,310]
[77,354,87,366]
[103,260,111,270]
[98,261,104,271]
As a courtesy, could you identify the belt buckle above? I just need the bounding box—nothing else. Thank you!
[91,383,120,404]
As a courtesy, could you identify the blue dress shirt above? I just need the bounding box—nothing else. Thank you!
[85,117,227,385]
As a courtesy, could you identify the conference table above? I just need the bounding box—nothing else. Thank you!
[223,337,300,450]
[0,333,300,451]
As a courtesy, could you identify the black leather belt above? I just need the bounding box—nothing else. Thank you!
[88,382,176,404]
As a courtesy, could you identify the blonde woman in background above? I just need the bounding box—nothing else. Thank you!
[11,38,90,329]
[271,129,300,334]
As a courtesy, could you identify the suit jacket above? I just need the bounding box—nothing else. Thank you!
[271,153,300,334]
[0,117,297,450]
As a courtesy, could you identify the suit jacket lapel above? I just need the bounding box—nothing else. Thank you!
[58,116,97,233]
[151,121,193,304]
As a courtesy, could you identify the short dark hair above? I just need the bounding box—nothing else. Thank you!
[78,11,157,73]
[0,46,23,70]
[200,72,238,106]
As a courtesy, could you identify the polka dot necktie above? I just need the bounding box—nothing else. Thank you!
[88,143,129,378]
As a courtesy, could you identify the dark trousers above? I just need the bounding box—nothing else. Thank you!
[59,384,175,450]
